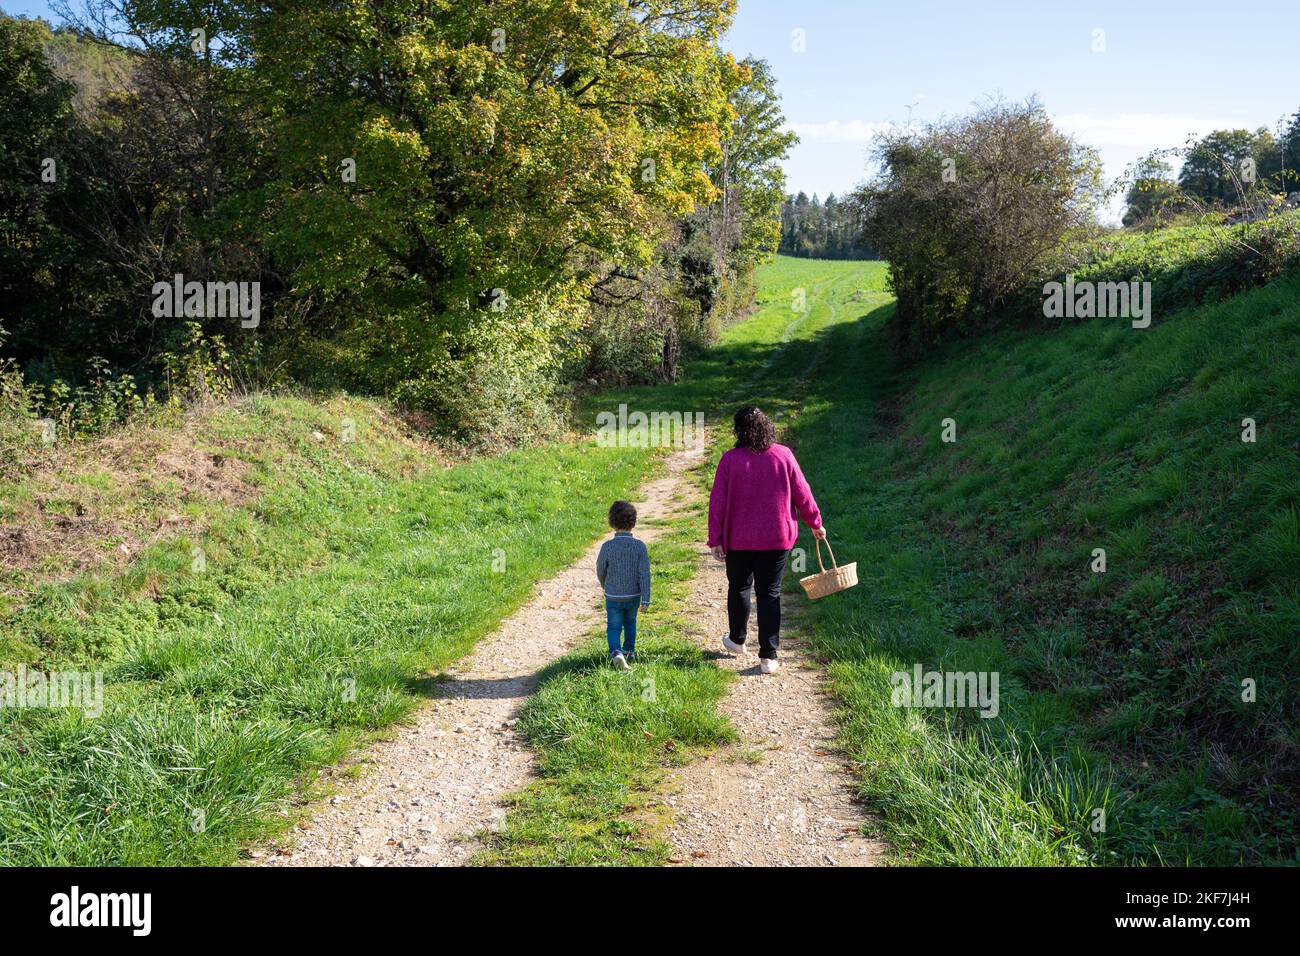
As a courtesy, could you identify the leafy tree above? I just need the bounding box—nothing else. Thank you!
[34,16,134,115]
[580,52,794,386]
[4,3,791,442]
[2,5,264,386]
[238,0,738,431]
[858,98,1101,354]
[1178,128,1280,206]
[1279,108,1300,195]
[0,15,77,349]
[712,58,796,270]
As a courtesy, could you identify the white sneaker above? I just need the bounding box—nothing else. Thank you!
[612,653,630,671]
[760,658,780,674]
[722,634,748,656]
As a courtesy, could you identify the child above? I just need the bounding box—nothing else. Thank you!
[595,500,650,669]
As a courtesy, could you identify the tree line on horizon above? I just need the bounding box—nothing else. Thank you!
[780,110,1300,262]
[1124,114,1300,225]
[777,191,877,260]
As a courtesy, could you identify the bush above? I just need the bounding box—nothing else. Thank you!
[0,349,41,476]
[858,98,1102,356]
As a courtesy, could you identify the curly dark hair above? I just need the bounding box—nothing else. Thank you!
[733,405,776,452]
[608,500,637,530]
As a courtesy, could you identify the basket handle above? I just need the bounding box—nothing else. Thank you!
[813,534,837,573]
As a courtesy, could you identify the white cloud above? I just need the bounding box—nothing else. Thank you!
[1050,112,1242,151]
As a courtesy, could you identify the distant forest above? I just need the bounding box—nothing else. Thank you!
[778,192,876,260]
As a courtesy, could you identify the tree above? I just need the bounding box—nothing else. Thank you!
[1178,128,1279,206]
[778,191,874,259]
[0,15,77,364]
[241,0,738,426]
[711,58,796,270]
[1279,109,1300,195]
[582,51,795,386]
[858,97,1101,354]
[0,16,76,271]
[4,2,785,442]
[3,5,265,382]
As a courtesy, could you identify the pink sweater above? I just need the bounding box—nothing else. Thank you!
[707,444,823,552]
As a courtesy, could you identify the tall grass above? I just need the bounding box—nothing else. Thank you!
[780,255,1300,864]
[0,396,651,864]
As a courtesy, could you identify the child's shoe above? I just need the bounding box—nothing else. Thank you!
[612,652,630,670]
[624,651,636,665]
[759,657,780,674]
[722,634,748,656]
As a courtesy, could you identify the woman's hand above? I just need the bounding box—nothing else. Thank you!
[812,525,827,541]
[710,545,726,563]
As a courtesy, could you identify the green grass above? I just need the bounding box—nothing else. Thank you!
[7,240,1293,867]
[0,393,654,864]
[769,254,1300,865]
[486,246,1296,867]
[1005,209,1300,325]
[0,258,884,865]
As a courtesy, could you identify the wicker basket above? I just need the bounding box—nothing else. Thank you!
[799,537,858,600]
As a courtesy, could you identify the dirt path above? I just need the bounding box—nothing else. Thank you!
[256,449,701,867]
[255,430,881,867]
[656,271,883,866]
[658,544,884,867]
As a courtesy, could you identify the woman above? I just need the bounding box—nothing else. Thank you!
[707,405,826,674]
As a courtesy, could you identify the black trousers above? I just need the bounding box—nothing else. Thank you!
[724,549,789,659]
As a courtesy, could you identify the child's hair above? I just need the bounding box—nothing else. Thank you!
[608,500,637,530]
[733,405,776,451]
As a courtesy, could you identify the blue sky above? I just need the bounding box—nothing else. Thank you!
[9,0,1298,209]
[723,0,1300,204]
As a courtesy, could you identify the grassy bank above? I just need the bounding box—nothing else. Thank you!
[775,256,1299,864]
[0,393,653,864]
[496,248,1296,867]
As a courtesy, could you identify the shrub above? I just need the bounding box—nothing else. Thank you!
[0,348,41,476]
[858,98,1103,356]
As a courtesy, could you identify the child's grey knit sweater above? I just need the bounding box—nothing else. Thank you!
[596,531,651,603]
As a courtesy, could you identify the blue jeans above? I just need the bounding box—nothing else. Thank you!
[605,598,640,656]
